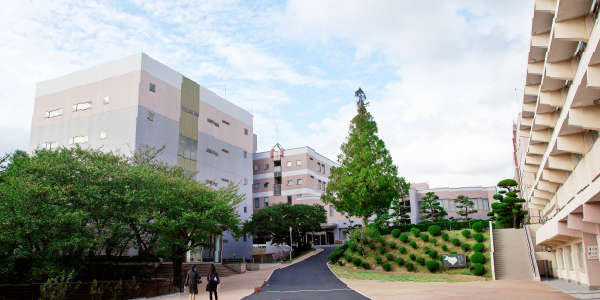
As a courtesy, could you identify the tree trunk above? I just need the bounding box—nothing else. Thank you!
[514,214,519,229]
[172,255,183,279]
[362,216,368,228]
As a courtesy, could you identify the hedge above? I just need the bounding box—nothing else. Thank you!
[375,255,383,264]
[378,237,387,246]
[345,254,352,262]
[368,243,375,249]
[378,220,490,235]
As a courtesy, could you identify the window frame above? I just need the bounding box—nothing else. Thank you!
[149,83,156,92]
[296,160,301,166]
[297,179,302,185]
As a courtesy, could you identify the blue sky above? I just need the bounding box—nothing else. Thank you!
[0,0,534,187]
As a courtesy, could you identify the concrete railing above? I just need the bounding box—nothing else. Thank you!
[490,220,496,281]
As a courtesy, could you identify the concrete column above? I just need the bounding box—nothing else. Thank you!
[582,230,600,289]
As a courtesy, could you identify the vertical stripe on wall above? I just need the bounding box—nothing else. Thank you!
[177,76,200,176]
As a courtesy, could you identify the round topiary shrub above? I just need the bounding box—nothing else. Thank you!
[462,230,471,239]
[472,243,485,252]
[428,250,438,259]
[420,233,429,242]
[473,233,484,242]
[461,243,470,251]
[449,251,457,255]
[416,257,425,266]
[441,233,449,241]
[391,229,402,238]
[411,228,421,237]
[409,253,417,261]
[382,262,391,271]
[357,248,365,256]
[344,254,352,262]
[351,243,358,252]
[399,247,407,254]
[441,245,448,251]
[368,243,375,250]
[389,242,397,249]
[337,261,344,266]
[379,238,387,246]
[470,263,486,276]
[451,238,461,246]
[422,246,430,254]
[385,253,394,261]
[428,225,442,236]
[352,257,362,266]
[430,238,437,245]
[470,252,485,264]
[472,222,484,233]
[379,246,387,254]
[405,262,415,271]
[361,261,371,270]
[399,234,409,243]
[409,241,418,249]
[375,255,383,264]
[395,257,405,265]
[426,260,440,273]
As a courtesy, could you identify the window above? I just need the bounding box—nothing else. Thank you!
[577,244,585,272]
[287,180,292,186]
[178,134,198,161]
[448,200,455,212]
[341,211,345,216]
[287,196,292,205]
[45,108,63,118]
[222,120,230,125]
[100,131,106,139]
[310,175,314,179]
[322,166,325,174]
[244,178,248,185]
[297,179,302,185]
[222,148,229,154]
[287,161,292,167]
[296,160,301,166]
[483,199,489,210]
[568,246,574,271]
[147,111,155,121]
[318,163,321,172]
[69,135,88,145]
[318,180,322,190]
[560,249,565,270]
[310,157,313,160]
[205,180,217,187]
[41,141,59,150]
[264,164,269,170]
[254,165,259,171]
[322,183,326,191]
[554,251,558,269]
[207,118,220,127]
[103,96,110,104]
[244,206,248,213]
[181,106,199,117]
[244,151,248,158]
[264,197,269,207]
[264,182,269,188]
[243,235,247,242]
[72,101,92,111]
[330,205,334,217]
[149,83,156,92]
[244,128,248,135]
[254,183,259,189]
[221,178,229,183]
[254,198,259,208]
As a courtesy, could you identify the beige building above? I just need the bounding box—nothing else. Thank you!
[513,0,600,288]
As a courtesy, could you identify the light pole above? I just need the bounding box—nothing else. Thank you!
[289,226,293,261]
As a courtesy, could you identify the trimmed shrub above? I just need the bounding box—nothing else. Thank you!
[470,252,485,264]
[328,247,344,262]
[430,238,437,245]
[399,234,409,243]
[462,230,471,239]
[405,262,415,271]
[472,243,485,252]
[385,253,394,261]
[461,243,470,251]
[409,241,418,249]
[379,246,387,254]
[472,222,484,233]
[337,261,344,266]
[391,229,402,238]
[375,256,383,264]
[422,246,430,254]
[409,254,417,261]
[344,255,352,262]
[411,228,421,237]
[428,250,438,259]
[368,243,376,250]
[441,233,449,241]
[428,225,442,236]
[416,257,425,266]
[441,245,448,251]
[352,257,362,266]
[473,233,484,242]
[399,247,407,254]
[357,248,365,256]
[350,243,358,252]
[382,262,391,271]
[451,238,461,246]
[470,263,486,276]
[426,260,440,272]
[449,251,457,254]
[420,233,429,242]
[378,237,387,246]
[346,240,355,250]
[389,242,397,249]
[361,262,371,270]
[395,257,405,265]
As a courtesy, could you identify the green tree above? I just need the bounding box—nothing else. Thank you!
[488,179,528,229]
[244,203,327,253]
[418,192,447,222]
[455,195,478,223]
[322,88,409,229]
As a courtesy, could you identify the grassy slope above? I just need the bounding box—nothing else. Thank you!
[331,267,479,283]
[333,229,492,278]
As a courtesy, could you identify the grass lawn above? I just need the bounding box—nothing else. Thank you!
[331,267,479,283]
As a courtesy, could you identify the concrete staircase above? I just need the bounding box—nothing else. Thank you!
[152,263,238,278]
[493,228,534,280]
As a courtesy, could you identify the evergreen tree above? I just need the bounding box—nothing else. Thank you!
[487,179,528,229]
[418,192,447,222]
[455,195,478,223]
[322,88,409,228]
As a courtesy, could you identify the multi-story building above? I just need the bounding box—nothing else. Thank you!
[513,0,600,288]
[29,53,254,263]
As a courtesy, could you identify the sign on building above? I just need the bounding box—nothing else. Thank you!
[442,253,466,268]
[588,246,599,260]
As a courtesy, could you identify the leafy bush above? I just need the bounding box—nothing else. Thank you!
[389,242,397,249]
[344,255,352,262]
[379,246,387,254]
[337,261,344,266]
[470,263,486,276]
[399,247,407,254]
[328,247,344,262]
[430,238,437,245]
[472,243,485,252]
[378,237,387,246]
[409,254,417,261]
[391,229,402,238]
[461,243,470,251]
[473,233,484,242]
[449,251,457,254]
[362,238,369,245]
[352,257,362,266]
[399,234,409,243]
[462,230,471,239]
[420,233,429,242]
[346,240,356,251]
[472,222,484,232]
[422,246,430,254]
[441,244,448,251]
[416,257,425,266]
[426,260,440,272]
[361,262,371,270]
[470,252,485,264]
[350,243,358,252]
[395,257,405,265]
[428,250,438,259]
[441,233,449,241]
[375,256,383,264]
[382,262,391,271]
[451,238,460,246]
[357,248,364,256]
[385,253,394,261]
[405,262,415,271]
[409,241,418,249]
[368,243,375,250]
[428,225,442,236]
[411,228,421,237]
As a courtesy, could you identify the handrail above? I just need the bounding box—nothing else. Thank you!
[489,221,496,281]
[524,225,541,281]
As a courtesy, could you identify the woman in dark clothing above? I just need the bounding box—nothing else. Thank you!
[207,264,219,300]
[185,264,201,300]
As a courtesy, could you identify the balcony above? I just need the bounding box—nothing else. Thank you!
[274,166,282,177]
[273,184,281,196]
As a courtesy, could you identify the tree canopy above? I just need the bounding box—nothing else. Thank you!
[487,179,528,229]
[455,195,478,222]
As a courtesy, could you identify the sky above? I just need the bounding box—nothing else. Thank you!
[0,0,534,188]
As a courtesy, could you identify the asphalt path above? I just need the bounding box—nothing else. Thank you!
[245,245,369,300]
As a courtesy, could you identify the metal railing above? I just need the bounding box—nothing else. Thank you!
[524,225,541,281]
[489,221,496,281]
[273,184,281,195]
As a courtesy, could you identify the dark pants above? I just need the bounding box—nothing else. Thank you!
[209,290,217,300]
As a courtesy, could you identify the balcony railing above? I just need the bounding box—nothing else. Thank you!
[274,166,282,177]
[274,184,281,196]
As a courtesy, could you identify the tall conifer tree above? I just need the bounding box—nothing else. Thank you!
[455,195,477,223]
[418,192,448,222]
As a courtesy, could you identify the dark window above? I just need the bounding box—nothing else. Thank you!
[287,196,292,205]
[264,197,269,207]
[254,183,259,189]
[149,83,156,92]
[244,128,248,135]
[254,198,259,208]
[264,182,269,188]
[244,206,247,213]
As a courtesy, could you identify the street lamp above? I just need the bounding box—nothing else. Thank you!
[289,226,293,261]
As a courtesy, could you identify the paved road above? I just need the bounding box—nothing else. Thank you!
[245,245,369,300]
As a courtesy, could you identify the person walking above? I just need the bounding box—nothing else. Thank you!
[185,264,201,300]
[206,264,220,300]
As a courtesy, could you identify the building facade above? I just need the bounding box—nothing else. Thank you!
[29,53,254,262]
[514,0,600,288]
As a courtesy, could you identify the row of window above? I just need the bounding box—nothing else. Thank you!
[206,178,248,187]
[329,205,345,217]
[254,161,327,174]
[40,132,108,149]
[178,135,248,161]
[44,97,110,119]
[181,106,199,117]
[553,244,585,273]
